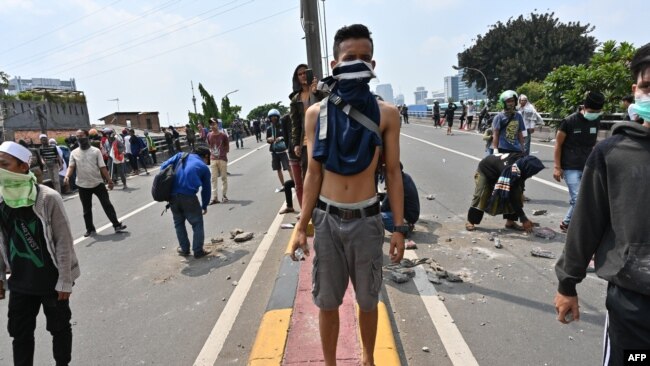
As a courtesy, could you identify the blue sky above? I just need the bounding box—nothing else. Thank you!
[1,0,645,125]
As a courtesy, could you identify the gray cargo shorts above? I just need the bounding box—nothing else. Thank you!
[311,206,384,312]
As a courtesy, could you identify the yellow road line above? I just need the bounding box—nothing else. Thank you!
[355,301,401,366]
[247,308,293,366]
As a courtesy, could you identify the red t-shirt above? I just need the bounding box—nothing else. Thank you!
[207,132,229,161]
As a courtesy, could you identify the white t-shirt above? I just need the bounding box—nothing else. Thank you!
[124,135,132,154]
[69,147,106,188]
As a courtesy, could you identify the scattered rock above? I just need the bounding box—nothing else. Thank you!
[533,227,557,240]
[226,275,231,280]
[222,297,226,301]
[211,237,224,244]
[568,336,574,341]
[389,271,410,284]
[422,347,430,353]
[446,272,464,283]
[161,246,166,249]
[487,232,498,241]
[405,240,417,250]
[471,239,477,244]
[445,237,453,242]
[438,295,445,302]
[426,271,442,284]
[394,267,416,278]
[281,223,295,229]
[531,247,556,259]
[532,209,547,216]
[230,228,244,238]
[480,322,487,326]
[435,270,448,278]
[234,232,254,242]
[426,194,435,200]
[232,281,239,286]
[494,237,503,249]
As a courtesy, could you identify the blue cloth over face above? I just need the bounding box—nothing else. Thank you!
[313,60,382,176]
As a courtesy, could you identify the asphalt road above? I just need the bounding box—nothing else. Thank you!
[0,126,607,366]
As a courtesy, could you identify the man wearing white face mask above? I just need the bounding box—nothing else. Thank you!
[0,141,80,366]
[554,43,650,366]
[552,90,605,233]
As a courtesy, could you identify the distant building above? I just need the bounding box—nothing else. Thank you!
[375,84,394,104]
[8,76,77,95]
[430,90,446,102]
[98,112,161,132]
[414,87,428,105]
[394,93,405,106]
[444,76,459,102]
[456,69,487,101]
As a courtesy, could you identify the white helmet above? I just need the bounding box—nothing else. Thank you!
[267,109,281,118]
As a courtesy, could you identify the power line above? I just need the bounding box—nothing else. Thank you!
[78,6,298,81]
[31,0,251,76]
[2,0,183,70]
[0,0,124,56]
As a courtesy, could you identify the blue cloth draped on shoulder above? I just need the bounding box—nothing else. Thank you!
[488,156,545,210]
[312,60,382,176]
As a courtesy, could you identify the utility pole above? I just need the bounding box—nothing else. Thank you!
[191,80,197,114]
[301,0,323,79]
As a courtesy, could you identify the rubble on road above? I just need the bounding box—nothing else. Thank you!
[211,237,224,244]
[230,228,244,238]
[389,271,410,283]
[234,232,254,242]
[425,194,436,200]
[533,227,557,240]
[531,247,556,259]
[405,240,417,249]
[532,209,547,216]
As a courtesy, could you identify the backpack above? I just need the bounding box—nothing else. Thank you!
[151,153,189,202]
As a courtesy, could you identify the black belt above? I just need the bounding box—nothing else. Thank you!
[316,199,380,220]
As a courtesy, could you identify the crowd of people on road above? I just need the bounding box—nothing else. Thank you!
[0,19,648,366]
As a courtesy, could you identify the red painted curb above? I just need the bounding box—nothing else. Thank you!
[283,238,361,364]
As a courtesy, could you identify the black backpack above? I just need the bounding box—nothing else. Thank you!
[151,153,189,202]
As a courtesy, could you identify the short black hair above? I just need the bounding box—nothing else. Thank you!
[194,146,210,159]
[333,24,373,60]
[631,43,650,81]
[622,95,634,103]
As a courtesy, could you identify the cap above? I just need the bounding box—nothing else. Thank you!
[0,141,33,164]
[102,128,112,133]
[39,134,47,139]
[48,138,57,145]
[584,91,605,110]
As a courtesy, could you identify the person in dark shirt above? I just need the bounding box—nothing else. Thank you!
[380,164,419,236]
[553,91,605,233]
[39,134,62,193]
[465,153,544,232]
[0,141,80,366]
[445,102,457,135]
[266,109,292,192]
[432,101,441,128]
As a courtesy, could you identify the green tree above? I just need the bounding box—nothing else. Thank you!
[220,96,243,127]
[457,12,597,100]
[246,102,288,121]
[543,41,635,118]
[198,83,220,120]
[0,71,8,90]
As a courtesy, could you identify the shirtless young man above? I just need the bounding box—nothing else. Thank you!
[290,24,405,366]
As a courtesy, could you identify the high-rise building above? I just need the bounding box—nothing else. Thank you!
[394,93,405,106]
[375,84,394,104]
[414,87,428,105]
[8,76,77,95]
[456,69,487,101]
[444,76,459,102]
[430,90,446,102]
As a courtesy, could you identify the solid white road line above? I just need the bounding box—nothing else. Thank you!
[403,250,479,366]
[401,133,568,192]
[194,203,287,366]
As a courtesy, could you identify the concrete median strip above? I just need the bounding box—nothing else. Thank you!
[249,224,401,365]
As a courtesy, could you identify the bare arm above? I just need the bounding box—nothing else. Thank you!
[290,104,323,260]
[518,131,525,151]
[553,131,567,182]
[380,103,406,263]
[492,128,500,150]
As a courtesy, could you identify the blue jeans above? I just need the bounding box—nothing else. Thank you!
[170,194,205,254]
[381,212,395,232]
[234,132,244,148]
[562,169,583,225]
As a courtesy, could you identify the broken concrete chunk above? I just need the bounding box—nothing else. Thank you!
[395,267,416,278]
[422,346,430,353]
[230,228,244,238]
[234,232,254,242]
[494,237,503,249]
[426,271,442,284]
[389,271,410,284]
[400,259,416,268]
[446,272,464,283]
[532,209,547,216]
[533,227,557,240]
[425,194,435,200]
[405,240,417,250]
[211,237,224,244]
[531,247,556,259]
[435,270,448,278]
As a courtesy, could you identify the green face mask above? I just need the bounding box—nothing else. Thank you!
[0,168,37,208]
[583,112,602,121]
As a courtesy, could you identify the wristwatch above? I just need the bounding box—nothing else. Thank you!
[393,225,410,235]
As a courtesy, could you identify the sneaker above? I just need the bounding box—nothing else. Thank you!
[275,187,285,193]
[83,229,96,237]
[114,223,127,233]
[194,249,211,259]
[177,247,190,257]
